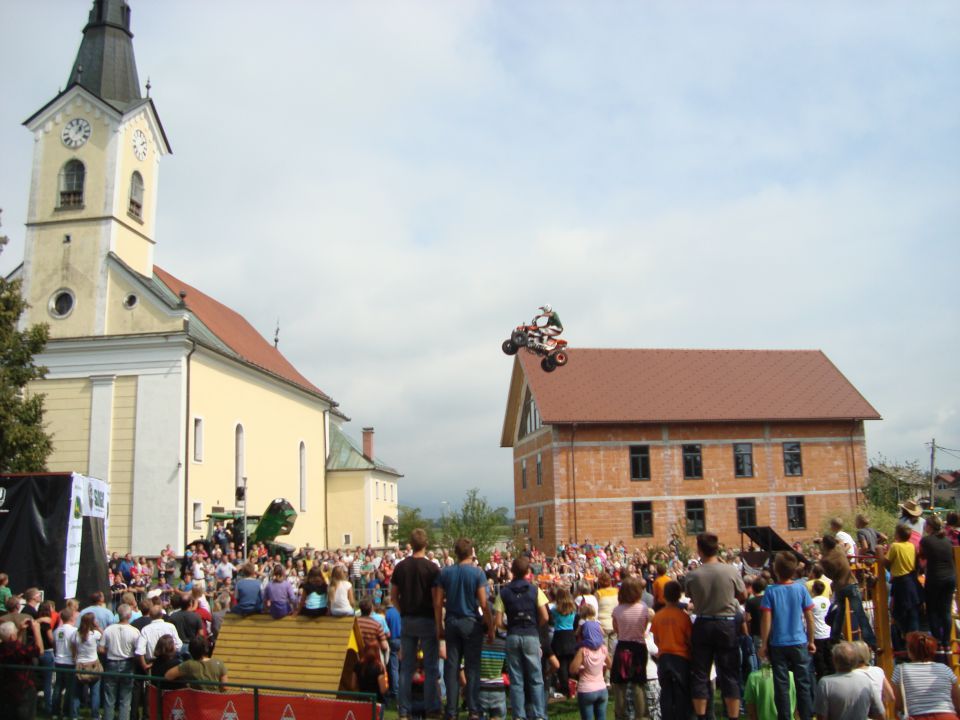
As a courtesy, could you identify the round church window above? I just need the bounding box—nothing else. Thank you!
[123,293,139,309]
[49,289,75,319]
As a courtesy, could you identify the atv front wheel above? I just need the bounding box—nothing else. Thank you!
[541,356,557,372]
[502,339,518,355]
[553,350,568,366]
[511,331,527,347]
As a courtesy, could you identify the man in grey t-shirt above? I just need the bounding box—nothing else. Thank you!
[814,643,884,719]
[684,533,746,720]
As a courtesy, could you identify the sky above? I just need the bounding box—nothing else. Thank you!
[1,1,958,518]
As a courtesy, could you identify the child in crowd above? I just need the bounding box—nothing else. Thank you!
[809,580,832,680]
[745,662,795,720]
[478,630,508,720]
[650,580,692,720]
[759,552,815,720]
[570,620,611,720]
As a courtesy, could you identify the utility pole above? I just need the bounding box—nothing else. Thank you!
[929,438,936,509]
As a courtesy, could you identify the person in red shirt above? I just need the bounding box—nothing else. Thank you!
[0,617,43,719]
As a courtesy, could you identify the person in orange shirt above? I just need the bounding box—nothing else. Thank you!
[651,564,670,611]
[650,581,692,720]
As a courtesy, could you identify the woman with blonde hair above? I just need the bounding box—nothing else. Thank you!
[851,640,893,707]
[551,586,578,697]
[328,565,355,617]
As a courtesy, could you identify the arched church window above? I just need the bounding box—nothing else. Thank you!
[299,441,307,513]
[129,171,144,218]
[58,159,85,209]
[235,424,245,491]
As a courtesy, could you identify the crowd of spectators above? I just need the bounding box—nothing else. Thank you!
[1,506,959,720]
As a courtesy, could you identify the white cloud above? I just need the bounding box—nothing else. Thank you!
[1,1,957,516]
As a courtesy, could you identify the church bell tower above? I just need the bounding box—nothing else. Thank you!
[20,0,170,338]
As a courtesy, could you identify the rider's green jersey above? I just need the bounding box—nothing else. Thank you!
[545,311,562,330]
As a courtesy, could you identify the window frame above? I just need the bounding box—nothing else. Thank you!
[629,445,651,481]
[632,501,654,537]
[685,499,706,534]
[192,417,204,463]
[58,159,85,209]
[128,170,144,219]
[783,442,803,476]
[787,495,806,530]
[537,507,544,540]
[521,458,527,490]
[299,441,307,513]
[682,444,703,479]
[736,497,757,531]
[733,443,754,478]
[536,453,543,486]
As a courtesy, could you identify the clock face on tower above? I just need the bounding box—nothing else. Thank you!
[132,129,148,160]
[61,118,91,149]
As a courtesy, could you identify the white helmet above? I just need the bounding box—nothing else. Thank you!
[540,303,552,313]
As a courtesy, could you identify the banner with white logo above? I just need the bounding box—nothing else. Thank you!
[64,473,110,599]
[65,473,85,599]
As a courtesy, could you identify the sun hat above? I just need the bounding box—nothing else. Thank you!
[899,500,923,517]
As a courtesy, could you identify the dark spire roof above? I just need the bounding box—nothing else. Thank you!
[68,0,142,109]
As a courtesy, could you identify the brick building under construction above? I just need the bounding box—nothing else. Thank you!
[501,349,881,551]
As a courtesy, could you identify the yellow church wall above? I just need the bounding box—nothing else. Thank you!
[24,223,103,338]
[104,267,183,336]
[107,376,137,552]
[186,351,328,550]
[113,113,159,238]
[327,471,368,549]
[28,377,91,472]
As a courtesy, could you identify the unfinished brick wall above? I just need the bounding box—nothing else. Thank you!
[513,420,870,552]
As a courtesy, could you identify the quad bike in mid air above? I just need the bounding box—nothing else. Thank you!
[502,319,569,372]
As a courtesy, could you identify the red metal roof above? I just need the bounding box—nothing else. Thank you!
[518,348,880,424]
[154,266,328,400]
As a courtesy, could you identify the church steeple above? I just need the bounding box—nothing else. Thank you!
[68,0,142,109]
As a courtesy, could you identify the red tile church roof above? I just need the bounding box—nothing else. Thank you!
[154,266,330,401]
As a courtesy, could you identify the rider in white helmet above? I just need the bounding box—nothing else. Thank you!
[535,303,563,349]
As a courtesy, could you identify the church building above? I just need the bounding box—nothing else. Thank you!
[10,0,398,555]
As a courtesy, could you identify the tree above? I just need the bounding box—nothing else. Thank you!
[389,504,431,547]
[863,457,929,515]
[438,488,510,564]
[0,215,53,472]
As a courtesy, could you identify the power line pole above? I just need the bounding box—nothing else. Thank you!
[929,438,936,508]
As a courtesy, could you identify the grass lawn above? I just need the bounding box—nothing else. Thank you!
[381,696,609,719]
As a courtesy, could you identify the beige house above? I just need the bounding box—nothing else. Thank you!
[11,0,399,555]
[326,424,401,549]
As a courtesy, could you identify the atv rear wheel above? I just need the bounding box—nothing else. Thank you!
[541,356,557,372]
[502,339,518,355]
[553,350,568,366]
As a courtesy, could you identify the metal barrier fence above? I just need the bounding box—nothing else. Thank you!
[0,663,379,720]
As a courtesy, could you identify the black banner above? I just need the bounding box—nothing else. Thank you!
[0,474,108,603]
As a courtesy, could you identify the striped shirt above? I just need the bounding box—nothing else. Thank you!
[356,615,387,649]
[480,634,507,689]
[611,601,649,642]
[892,662,958,716]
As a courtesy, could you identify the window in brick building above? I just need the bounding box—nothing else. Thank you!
[537,507,544,540]
[536,453,543,486]
[630,445,651,481]
[783,442,803,476]
[632,501,654,537]
[521,459,527,489]
[733,443,754,477]
[518,389,543,440]
[685,499,706,534]
[736,497,756,530]
[683,444,702,479]
[787,496,806,530]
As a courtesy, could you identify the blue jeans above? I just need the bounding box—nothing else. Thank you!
[769,645,813,720]
[103,658,135,720]
[444,615,485,717]
[506,634,545,720]
[79,676,102,718]
[399,615,440,717]
[577,688,609,720]
[830,583,876,647]
[388,638,401,702]
[54,663,79,719]
[40,649,55,714]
